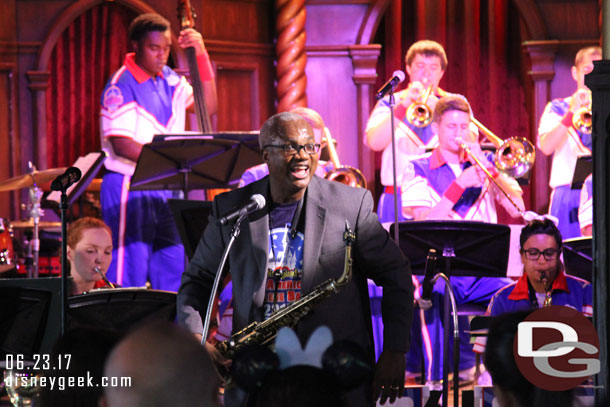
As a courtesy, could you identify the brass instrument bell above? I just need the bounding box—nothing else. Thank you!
[323,128,367,188]
[406,85,434,128]
[572,105,592,134]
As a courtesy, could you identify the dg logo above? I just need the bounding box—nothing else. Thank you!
[514,305,600,391]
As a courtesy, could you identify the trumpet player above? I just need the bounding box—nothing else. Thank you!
[537,46,601,239]
[365,40,447,223]
[400,95,521,388]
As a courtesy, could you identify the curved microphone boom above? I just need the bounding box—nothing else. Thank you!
[218,194,266,226]
[376,70,406,100]
[50,167,82,192]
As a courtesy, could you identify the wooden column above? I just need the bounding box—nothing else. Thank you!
[522,41,557,213]
[275,0,307,111]
[350,44,381,187]
[26,70,50,171]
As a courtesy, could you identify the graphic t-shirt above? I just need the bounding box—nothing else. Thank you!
[263,201,304,320]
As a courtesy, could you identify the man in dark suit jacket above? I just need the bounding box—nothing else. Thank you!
[177,112,413,406]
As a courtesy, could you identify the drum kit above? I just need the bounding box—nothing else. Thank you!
[0,165,64,278]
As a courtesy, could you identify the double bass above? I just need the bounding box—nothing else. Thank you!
[178,0,213,132]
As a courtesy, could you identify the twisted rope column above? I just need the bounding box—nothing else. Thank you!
[275,0,307,112]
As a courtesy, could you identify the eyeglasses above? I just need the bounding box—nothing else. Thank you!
[263,143,321,156]
[522,248,560,261]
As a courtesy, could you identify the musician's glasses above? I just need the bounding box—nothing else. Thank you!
[522,248,559,261]
[264,143,321,156]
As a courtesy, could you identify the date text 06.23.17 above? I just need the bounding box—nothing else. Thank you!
[4,354,72,371]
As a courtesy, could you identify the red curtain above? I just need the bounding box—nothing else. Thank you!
[46,3,137,168]
[377,0,529,142]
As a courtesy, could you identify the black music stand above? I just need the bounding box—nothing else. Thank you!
[390,221,511,277]
[390,220,510,407]
[0,277,62,359]
[130,132,262,196]
[46,152,106,206]
[571,155,592,190]
[168,199,213,260]
[563,237,592,282]
[67,288,176,333]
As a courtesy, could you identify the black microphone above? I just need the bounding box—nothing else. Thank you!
[376,70,406,100]
[218,194,266,226]
[418,249,438,310]
[50,167,82,192]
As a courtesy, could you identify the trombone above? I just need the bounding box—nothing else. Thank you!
[403,86,535,215]
[323,128,367,188]
[459,117,535,217]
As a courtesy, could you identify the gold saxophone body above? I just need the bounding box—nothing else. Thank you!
[216,222,356,359]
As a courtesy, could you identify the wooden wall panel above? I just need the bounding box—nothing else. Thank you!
[536,0,599,40]
[207,40,275,130]
[305,3,372,177]
[0,64,18,219]
[199,0,274,43]
[0,0,18,219]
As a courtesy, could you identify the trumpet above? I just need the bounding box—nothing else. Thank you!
[406,85,434,128]
[323,128,367,188]
[572,105,592,134]
[571,89,592,134]
[458,117,535,217]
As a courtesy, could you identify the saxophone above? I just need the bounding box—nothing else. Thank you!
[216,221,356,359]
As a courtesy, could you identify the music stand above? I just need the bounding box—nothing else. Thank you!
[390,220,510,407]
[67,288,176,333]
[571,155,592,190]
[390,220,511,277]
[130,132,262,196]
[46,152,106,206]
[0,277,62,360]
[562,237,592,282]
[168,199,213,260]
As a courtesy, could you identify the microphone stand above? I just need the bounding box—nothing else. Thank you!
[201,212,248,345]
[59,186,70,336]
[388,91,400,243]
[433,254,459,407]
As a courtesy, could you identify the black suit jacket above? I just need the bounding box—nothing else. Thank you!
[177,175,413,357]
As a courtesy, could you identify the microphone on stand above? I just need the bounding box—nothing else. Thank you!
[376,70,406,100]
[418,249,438,310]
[51,167,82,191]
[218,194,266,226]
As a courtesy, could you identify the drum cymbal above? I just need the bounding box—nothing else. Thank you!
[0,168,66,192]
[10,219,62,229]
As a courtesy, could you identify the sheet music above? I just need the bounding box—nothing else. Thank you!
[46,152,105,203]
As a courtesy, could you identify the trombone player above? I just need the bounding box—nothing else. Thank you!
[400,95,523,388]
[401,96,525,221]
[365,40,448,223]
[537,46,601,239]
